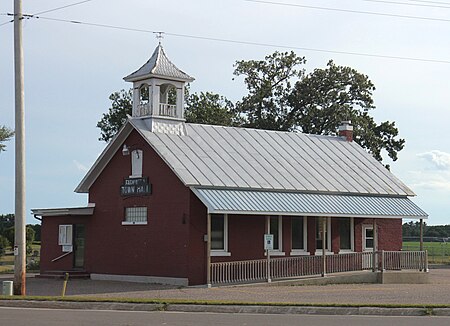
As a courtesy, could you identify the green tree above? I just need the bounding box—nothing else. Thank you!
[97,89,133,142]
[0,125,14,152]
[234,52,405,164]
[0,235,10,257]
[185,91,240,126]
[97,89,238,142]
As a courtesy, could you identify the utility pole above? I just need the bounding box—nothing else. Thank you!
[14,0,26,296]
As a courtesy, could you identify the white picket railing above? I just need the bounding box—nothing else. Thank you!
[159,103,176,117]
[210,251,427,285]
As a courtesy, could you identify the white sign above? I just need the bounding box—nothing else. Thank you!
[13,246,18,256]
[264,234,274,251]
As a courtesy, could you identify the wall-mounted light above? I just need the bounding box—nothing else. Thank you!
[122,144,141,158]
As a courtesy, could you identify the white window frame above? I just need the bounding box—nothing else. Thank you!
[315,217,332,255]
[267,216,285,256]
[122,206,148,225]
[290,216,309,256]
[211,214,231,257]
[338,217,355,253]
[58,224,73,252]
[130,149,143,178]
[362,224,374,251]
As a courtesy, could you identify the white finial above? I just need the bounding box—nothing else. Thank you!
[154,31,164,45]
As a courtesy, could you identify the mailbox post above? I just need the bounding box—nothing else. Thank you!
[264,234,274,283]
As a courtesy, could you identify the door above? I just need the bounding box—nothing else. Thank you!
[73,224,86,269]
[362,225,374,269]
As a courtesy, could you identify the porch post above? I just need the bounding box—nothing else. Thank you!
[372,218,377,272]
[266,216,271,283]
[419,218,424,252]
[322,217,326,277]
[207,213,211,288]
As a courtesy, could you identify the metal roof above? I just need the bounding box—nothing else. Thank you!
[126,119,415,197]
[32,203,95,217]
[192,188,428,218]
[124,44,194,82]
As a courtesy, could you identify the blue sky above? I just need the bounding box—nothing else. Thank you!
[1,0,449,225]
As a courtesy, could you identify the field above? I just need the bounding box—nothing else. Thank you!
[403,241,450,264]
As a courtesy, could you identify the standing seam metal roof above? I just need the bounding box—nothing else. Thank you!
[129,119,415,196]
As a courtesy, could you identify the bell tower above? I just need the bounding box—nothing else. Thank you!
[124,44,194,135]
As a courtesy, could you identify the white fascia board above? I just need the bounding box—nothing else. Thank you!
[204,210,428,219]
[74,121,134,193]
[32,203,95,217]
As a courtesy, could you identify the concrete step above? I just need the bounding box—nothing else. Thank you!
[36,270,90,279]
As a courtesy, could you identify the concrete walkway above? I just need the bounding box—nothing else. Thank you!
[1,268,450,305]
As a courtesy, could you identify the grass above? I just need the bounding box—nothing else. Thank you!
[403,241,450,264]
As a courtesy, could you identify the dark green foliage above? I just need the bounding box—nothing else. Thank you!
[0,215,41,250]
[0,125,14,152]
[403,221,450,238]
[0,235,10,257]
[234,54,405,164]
[97,89,133,142]
[185,92,240,126]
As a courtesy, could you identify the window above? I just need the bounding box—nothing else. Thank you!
[315,217,331,254]
[59,224,73,252]
[131,149,143,178]
[291,216,308,254]
[267,216,284,255]
[123,207,147,225]
[211,214,230,256]
[363,225,374,251]
[58,225,73,246]
[339,217,354,252]
[139,84,149,104]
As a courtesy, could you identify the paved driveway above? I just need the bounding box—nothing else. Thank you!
[2,268,450,305]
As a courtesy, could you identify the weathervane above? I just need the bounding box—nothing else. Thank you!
[154,31,165,44]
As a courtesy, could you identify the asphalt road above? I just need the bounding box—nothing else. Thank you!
[1,307,450,326]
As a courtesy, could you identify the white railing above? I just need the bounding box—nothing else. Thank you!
[159,103,177,117]
[136,103,151,116]
[210,251,428,285]
[382,250,428,271]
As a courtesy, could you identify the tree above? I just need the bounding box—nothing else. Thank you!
[97,89,133,142]
[185,92,240,126]
[234,52,405,164]
[97,89,238,142]
[0,235,10,257]
[0,125,14,152]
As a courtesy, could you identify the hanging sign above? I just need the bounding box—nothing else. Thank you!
[264,234,274,251]
[120,177,151,196]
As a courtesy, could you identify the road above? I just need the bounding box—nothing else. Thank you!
[1,307,450,326]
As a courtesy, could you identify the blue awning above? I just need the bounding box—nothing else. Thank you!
[192,188,428,219]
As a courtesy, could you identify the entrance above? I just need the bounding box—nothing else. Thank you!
[73,224,85,269]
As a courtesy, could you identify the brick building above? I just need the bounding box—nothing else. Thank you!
[33,45,427,286]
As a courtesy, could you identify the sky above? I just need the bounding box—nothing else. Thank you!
[0,0,449,225]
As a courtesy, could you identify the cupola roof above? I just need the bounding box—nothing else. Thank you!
[123,44,194,82]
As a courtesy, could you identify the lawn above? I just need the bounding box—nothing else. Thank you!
[403,241,450,264]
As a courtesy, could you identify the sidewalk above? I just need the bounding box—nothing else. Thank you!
[1,268,450,316]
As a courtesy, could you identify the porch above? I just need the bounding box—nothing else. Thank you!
[210,250,428,285]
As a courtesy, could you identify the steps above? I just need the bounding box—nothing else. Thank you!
[36,270,90,279]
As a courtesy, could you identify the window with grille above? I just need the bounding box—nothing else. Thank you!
[124,207,148,224]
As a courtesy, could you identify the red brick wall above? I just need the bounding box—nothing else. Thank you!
[354,218,402,251]
[85,130,191,279]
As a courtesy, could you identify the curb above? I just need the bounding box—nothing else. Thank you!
[1,300,449,316]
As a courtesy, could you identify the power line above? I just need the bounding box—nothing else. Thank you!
[26,15,450,65]
[353,0,450,9]
[244,0,450,22]
[34,0,93,15]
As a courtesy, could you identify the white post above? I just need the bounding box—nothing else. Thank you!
[372,219,377,272]
[14,0,26,296]
[206,213,211,288]
[266,216,271,283]
[322,217,326,277]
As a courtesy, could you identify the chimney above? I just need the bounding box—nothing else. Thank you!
[339,121,353,142]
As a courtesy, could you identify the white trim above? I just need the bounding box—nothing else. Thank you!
[362,224,375,251]
[338,217,355,252]
[210,214,230,256]
[268,216,283,253]
[290,250,310,256]
[265,251,286,256]
[210,251,231,257]
[58,225,73,246]
[90,273,188,286]
[121,221,147,225]
[291,216,307,251]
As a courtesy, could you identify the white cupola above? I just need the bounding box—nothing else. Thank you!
[124,44,194,135]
